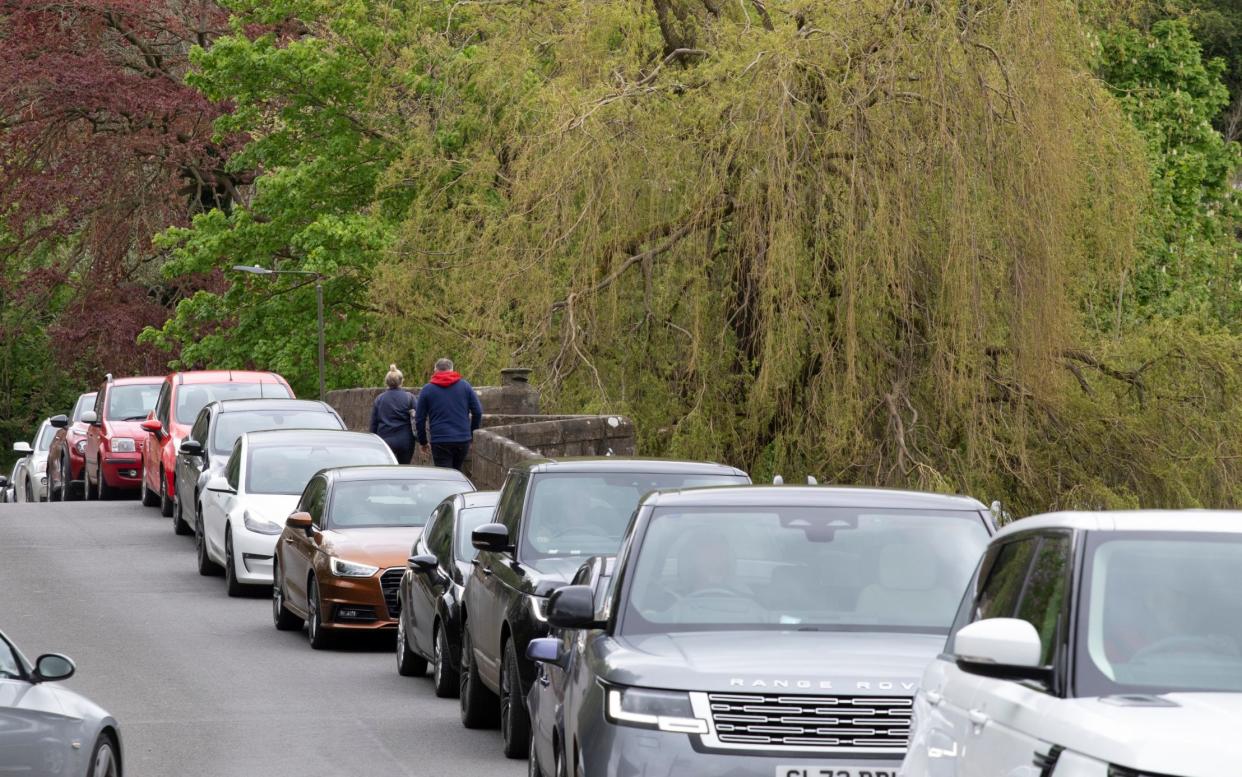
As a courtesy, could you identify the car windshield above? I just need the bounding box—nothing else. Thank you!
[106,384,160,421]
[328,479,469,529]
[177,382,291,424]
[212,410,343,455]
[455,505,500,562]
[520,472,749,562]
[620,506,989,635]
[245,443,393,495]
[1078,533,1242,695]
[35,424,56,451]
[73,393,96,422]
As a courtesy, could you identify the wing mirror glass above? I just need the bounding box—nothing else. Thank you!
[471,523,512,553]
[286,512,313,533]
[49,415,69,429]
[206,475,235,494]
[408,553,438,573]
[526,637,565,666]
[547,585,604,630]
[140,418,163,435]
[954,618,1051,682]
[12,442,32,454]
[179,439,204,457]
[32,653,75,683]
[80,411,98,425]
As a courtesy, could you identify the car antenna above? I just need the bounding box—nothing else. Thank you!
[773,474,783,485]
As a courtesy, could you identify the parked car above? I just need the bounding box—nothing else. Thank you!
[46,392,97,501]
[12,418,58,502]
[525,485,995,777]
[174,398,344,537]
[196,429,397,596]
[272,465,474,649]
[397,490,501,694]
[0,627,123,776]
[460,457,750,757]
[901,510,1242,777]
[83,376,163,500]
[140,370,293,518]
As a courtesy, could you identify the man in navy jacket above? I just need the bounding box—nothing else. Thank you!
[414,358,483,471]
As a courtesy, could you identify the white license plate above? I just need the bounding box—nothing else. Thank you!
[776,767,898,777]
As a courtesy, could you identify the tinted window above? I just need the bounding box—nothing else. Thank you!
[425,504,453,558]
[225,441,242,490]
[974,538,1039,621]
[176,382,292,424]
[620,506,988,634]
[454,505,500,562]
[155,383,171,426]
[520,472,750,562]
[189,409,211,447]
[211,410,343,455]
[106,384,161,421]
[495,471,529,533]
[245,442,393,495]
[327,479,468,529]
[299,478,327,527]
[1016,536,1071,665]
[72,393,96,422]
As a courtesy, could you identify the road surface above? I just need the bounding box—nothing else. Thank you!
[0,499,524,777]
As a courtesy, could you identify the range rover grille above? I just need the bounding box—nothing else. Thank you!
[705,692,912,750]
[380,568,403,618]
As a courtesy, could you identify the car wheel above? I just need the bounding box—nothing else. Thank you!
[140,472,159,507]
[501,639,532,758]
[225,529,244,597]
[159,470,174,517]
[272,558,304,631]
[87,732,120,777]
[96,459,114,500]
[307,577,333,650]
[396,614,427,677]
[432,621,459,698]
[172,491,193,536]
[196,512,222,576]
[459,623,498,729]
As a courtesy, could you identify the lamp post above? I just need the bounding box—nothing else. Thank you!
[232,264,326,401]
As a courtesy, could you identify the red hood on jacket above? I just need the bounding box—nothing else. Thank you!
[429,370,462,387]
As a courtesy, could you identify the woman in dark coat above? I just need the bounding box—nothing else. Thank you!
[370,364,416,464]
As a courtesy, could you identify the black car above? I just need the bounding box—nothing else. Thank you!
[459,457,751,757]
[174,398,345,536]
[524,485,995,777]
[397,490,501,695]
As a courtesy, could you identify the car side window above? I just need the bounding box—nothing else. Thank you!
[310,481,328,528]
[93,387,106,420]
[427,505,453,559]
[495,471,529,535]
[974,537,1040,621]
[155,382,171,426]
[190,409,210,446]
[0,636,22,680]
[225,441,242,491]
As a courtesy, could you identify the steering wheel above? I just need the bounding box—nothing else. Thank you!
[1131,635,1234,662]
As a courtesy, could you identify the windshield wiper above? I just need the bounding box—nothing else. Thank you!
[120,415,149,421]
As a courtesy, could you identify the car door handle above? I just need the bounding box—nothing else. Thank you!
[968,709,989,727]
[925,690,943,706]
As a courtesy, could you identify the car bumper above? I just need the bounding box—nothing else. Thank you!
[102,453,142,485]
[232,529,278,585]
[320,574,397,631]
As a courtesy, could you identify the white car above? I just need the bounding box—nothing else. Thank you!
[11,418,57,502]
[196,429,397,596]
[902,510,1242,777]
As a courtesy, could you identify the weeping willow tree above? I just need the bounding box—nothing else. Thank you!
[366,0,1242,512]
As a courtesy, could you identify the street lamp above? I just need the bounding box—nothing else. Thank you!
[232,264,326,401]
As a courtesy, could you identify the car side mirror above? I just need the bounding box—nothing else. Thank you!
[526,637,565,667]
[12,442,32,454]
[206,475,235,495]
[547,585,604,630]
[408,553,438,573]
[49,415,69,429]
[471,523,512,553]
[954,618,1051,682]
[32,653,75,684]
[286,512,313,533]
[179,439,204,457]
[140,418,163,435]
[80,411,98,425]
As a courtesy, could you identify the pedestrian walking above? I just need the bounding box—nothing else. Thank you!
[415,358,483,471]
[370,364,417,464]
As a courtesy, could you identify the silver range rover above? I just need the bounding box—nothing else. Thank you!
[525,486,995,777]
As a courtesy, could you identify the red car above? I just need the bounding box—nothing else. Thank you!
[83,375,163,499]
[46,391,97,501]
[139,370,293,517]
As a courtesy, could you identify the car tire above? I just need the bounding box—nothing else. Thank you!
[225,529,244,597]
[272,558,304,631]
[159,470,174,517]
[96,459,114,500]
[140,473,159,507]
[87,732,120,777]
[396,615,427,677]
[459,624,498,729]
[307,577,333,650]
[196,512,222,576]
[432,622,459,698]
[501,639,532,758]
[172,492,193,536]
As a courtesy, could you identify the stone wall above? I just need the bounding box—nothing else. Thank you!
[326,367,540,432]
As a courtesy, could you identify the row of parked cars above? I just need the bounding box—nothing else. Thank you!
[4,368,1237,777]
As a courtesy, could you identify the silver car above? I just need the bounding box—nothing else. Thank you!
[12,418,57,502]
[0,629,122,776]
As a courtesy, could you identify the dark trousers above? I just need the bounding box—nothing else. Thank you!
[431,441,470,471]
[382,435,414,465]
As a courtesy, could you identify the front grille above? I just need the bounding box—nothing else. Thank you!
[380,568,403,618]
[705,692,911,751]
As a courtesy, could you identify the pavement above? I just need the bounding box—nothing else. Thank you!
[0,499,524,777]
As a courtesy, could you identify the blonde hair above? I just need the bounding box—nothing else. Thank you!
[385,363,404,389]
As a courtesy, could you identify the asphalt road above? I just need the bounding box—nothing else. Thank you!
[0,499,524,777]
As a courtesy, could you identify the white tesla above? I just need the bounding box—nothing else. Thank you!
[196,428,397,596]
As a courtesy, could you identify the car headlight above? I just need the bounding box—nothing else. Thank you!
[74,440,87,455]
[604,684,708,734]
[330,557,379,578]
[110,437,136,453]
[242,512,283,535]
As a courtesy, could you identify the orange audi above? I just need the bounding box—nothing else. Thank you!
[272,465,474,649]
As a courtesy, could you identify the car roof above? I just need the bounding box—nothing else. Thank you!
[213,398,335,414]
[643,484,989,510]
[170,370,287,385]
[242,429,381,447]
[324,465,472,483]
[513,457,748,477]
[109,375,163,386]
[994,510,1242,538]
